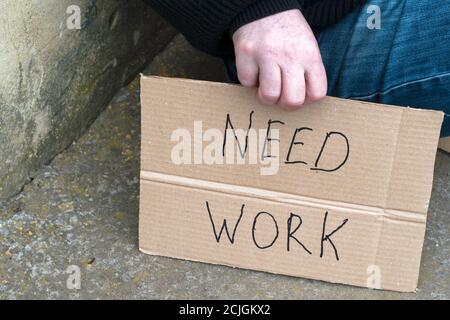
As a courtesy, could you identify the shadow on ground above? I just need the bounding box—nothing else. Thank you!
[0,35,449,299]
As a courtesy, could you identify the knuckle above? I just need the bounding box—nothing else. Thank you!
[308,87,327,101]
[259,89,279,103]
[236,40,256,55]
[238,76,255,87]
[310,54,324,67]
[237,69,257,87]
[282,97,305,109]
[291,98,306,108]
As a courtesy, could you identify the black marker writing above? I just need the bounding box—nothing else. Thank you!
[312,131,350,172]
[287,213,312,254]
[252,211,279,249]
[222,111,254,158]
[285,127,313,165]
[320,211,349,261]
[205,201,244,244]
[261,119,285,161]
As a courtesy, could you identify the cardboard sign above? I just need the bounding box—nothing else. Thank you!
[139,76,443,292]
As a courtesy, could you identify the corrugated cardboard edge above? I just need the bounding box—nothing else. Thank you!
[141,75,446,119]
[378,107,443,292]
[139,247,353,289]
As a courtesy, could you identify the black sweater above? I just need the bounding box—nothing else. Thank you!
[144,0,366,57]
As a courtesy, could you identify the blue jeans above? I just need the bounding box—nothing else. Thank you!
[225,0,450,137]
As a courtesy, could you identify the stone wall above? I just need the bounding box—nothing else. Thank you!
[0,0,176,200]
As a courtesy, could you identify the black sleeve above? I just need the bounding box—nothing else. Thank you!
[302,0,366,28]
[144,0,303,57]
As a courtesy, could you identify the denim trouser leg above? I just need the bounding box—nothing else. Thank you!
[317,0,450,137]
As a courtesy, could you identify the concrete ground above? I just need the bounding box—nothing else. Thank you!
[0,35,449,299]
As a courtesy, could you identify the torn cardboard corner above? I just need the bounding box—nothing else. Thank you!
[139,75,444,293]
[439,137,450,153]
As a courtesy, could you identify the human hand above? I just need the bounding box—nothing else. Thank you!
[232,9,327,109]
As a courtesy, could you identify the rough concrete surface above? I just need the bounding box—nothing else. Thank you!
[0,35,449,299]
[0,0,176,200]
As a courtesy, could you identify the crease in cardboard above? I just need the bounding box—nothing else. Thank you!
[372,214,385,283]
[372,108,405,273]
[383,108,404,210]
[141,170,426,224]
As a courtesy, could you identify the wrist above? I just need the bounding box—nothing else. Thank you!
[230,0,303,36]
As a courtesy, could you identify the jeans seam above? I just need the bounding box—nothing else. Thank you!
[348,71,450,115]
[378,0,408,98]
